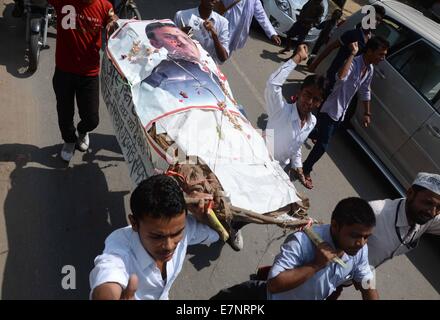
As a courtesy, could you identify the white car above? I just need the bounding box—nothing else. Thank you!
[262,0,329,41]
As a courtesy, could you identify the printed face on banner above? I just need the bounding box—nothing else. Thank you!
[145,22,200,63]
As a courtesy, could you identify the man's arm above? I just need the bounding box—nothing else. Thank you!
[337,42,358,80]
[267,242,340,294]
[352,245,379,300]
[359,287,379,300]
[290,145,303,171]
[264,44,308,117]
[358,68,373,128]
[204,20,229,62]
[353,280,379,300]
[361,100,371,128]
[92,275,138,300]
[105,7,119,36]
[267,264,320,293]
[253,0,280,45]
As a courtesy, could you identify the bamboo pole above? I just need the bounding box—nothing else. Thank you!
[303,227,348,268]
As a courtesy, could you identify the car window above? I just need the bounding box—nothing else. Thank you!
[388,41,440,104]
[373,18,413,52]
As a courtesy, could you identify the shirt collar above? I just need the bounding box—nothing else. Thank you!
[129,231,156,270]
[292,102,313,127]
[396,198,411,228]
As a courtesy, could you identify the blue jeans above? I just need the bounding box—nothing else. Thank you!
[303,112,340,175]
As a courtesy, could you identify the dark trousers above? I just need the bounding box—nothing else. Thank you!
[52,68,100,143]
[210,280,267,300]
[286,21,311,44]
[303,112,340,175]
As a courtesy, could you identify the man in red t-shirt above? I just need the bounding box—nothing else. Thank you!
[49,0,117,162]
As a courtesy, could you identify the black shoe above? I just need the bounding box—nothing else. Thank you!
[12,2,24,18]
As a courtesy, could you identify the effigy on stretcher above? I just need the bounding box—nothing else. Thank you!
[101,19,315,241]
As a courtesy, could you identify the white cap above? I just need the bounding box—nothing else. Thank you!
[412,172,440,195]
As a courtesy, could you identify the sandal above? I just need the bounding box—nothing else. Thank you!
[299,173,314,190]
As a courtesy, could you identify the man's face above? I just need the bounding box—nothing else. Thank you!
[296,85,323,115]
[129,213,186,263]
[368,47,388,65]
[332,222,374,256]
[406,188,440,225]
[375,14,384,29]
[201,0,218,10]
[150,26,200,62]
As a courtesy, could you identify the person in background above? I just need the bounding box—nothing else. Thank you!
[219,0,281,54]
[49,0,118,162]
[174,0,230,64]
[308,4,385,94]
[301,36,389,189]
[279,0,325,55]
[265,44,325,185]
[309,9,343,59]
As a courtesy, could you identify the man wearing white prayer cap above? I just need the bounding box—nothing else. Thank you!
[366,172,440,268]
[327,172,440,300]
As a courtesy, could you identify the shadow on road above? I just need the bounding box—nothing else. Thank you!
[406,235,440,295]
[0,133,128,299]
[259,49,286,63]
[186,240,224,271]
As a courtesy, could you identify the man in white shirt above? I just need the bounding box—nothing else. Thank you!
[89,174,219,300]
[175,0,230,64]
[265,44,325,182]
[367,172,440,268]
[220,0,281,53]
[211,197,379,300]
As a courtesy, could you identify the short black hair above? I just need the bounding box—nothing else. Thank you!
[145,21,176,41]
[301,74,326,97]
[365,35,390,52]
[130,174,187,220]
[373,4,386,19]
[331,197,376,227]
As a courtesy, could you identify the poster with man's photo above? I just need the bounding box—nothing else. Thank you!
[101,19,301,215]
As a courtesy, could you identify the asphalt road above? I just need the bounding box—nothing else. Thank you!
[0,0,438,300]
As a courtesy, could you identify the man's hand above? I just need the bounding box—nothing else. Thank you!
[349,41,359,56]
[292,44,309,64]
[120,274,138,300]
[204,20,216,36]
[312,242,340,270]
[271,35,281,46]
[187,192,213,224]
[363,114,371,128]
[181,26,192,34]
[106,10,119,38]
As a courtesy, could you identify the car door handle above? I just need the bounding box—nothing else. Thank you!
[375,68,386,79]
[426,124,440,139]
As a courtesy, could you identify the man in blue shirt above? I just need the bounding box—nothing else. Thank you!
[210,197,379,300]
[300,36,389,189]
[308,4,385,94]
